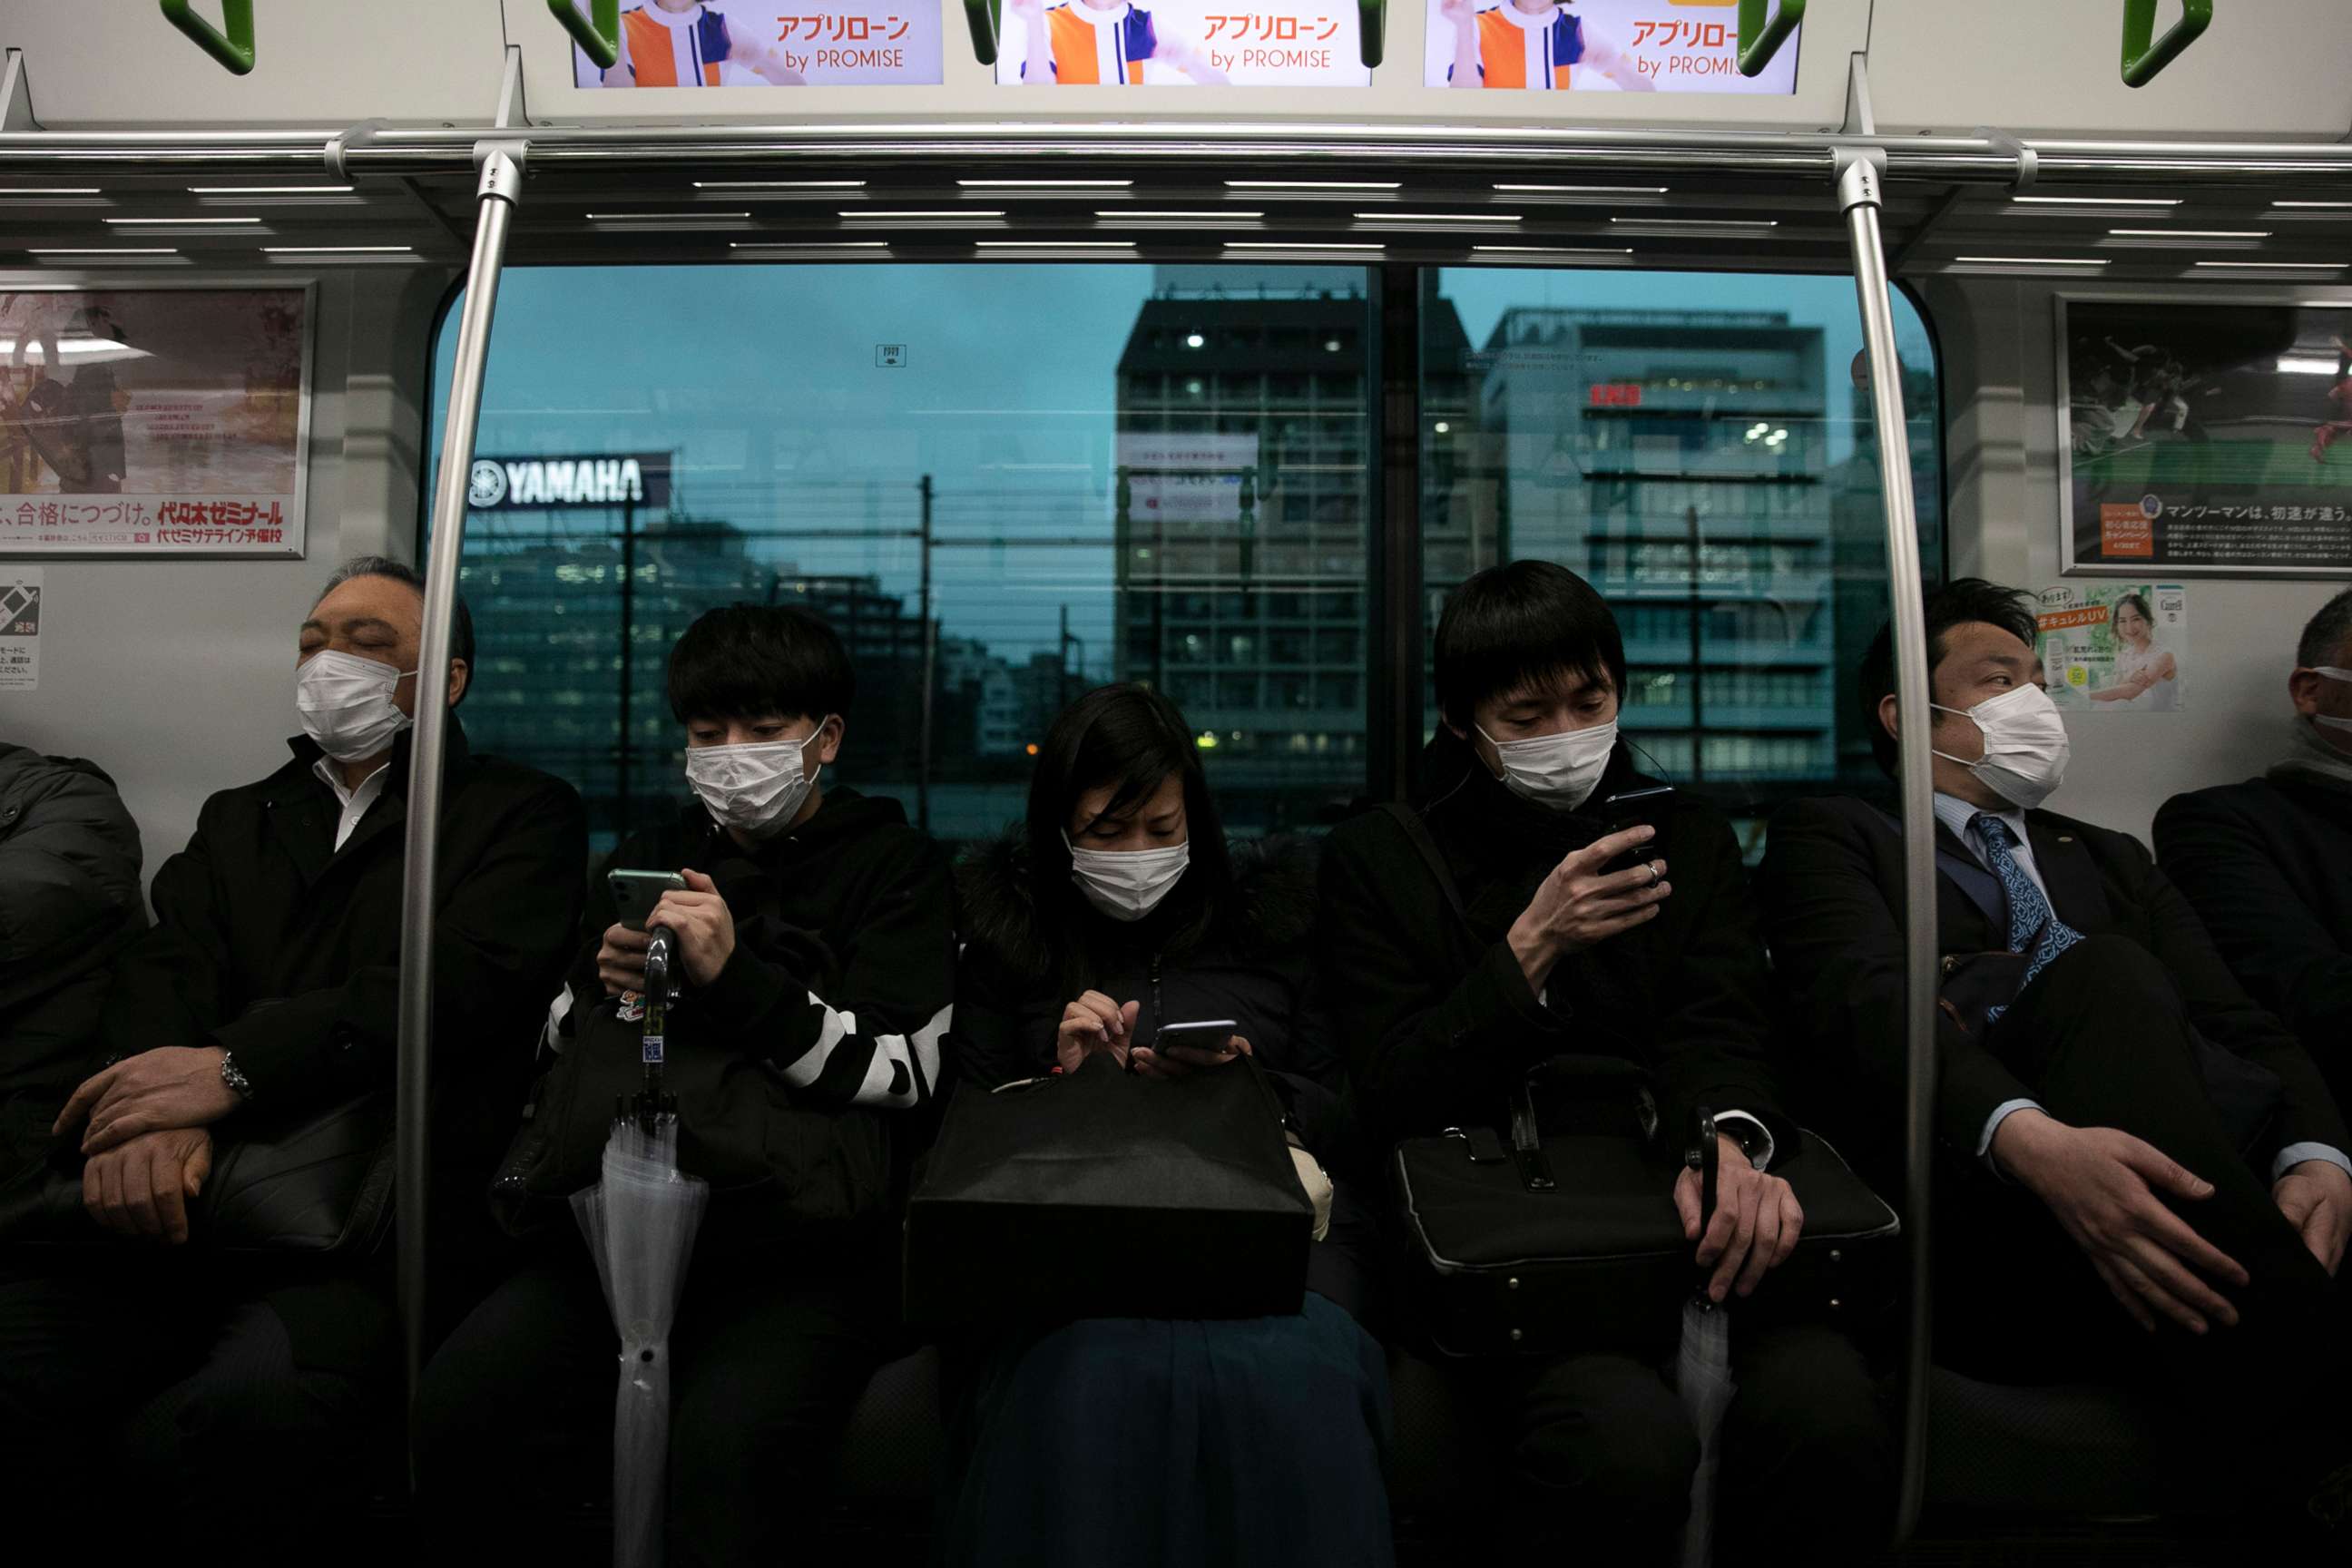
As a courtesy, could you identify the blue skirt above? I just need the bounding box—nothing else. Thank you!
[945,1291,1395,1568]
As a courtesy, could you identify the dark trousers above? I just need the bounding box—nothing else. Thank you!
[1467,1318,1888,1564]
[1939,936,2348,1485]
[416,1229,902,1568]
[0,1253,389,1561]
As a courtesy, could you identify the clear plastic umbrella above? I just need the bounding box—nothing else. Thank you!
[1677,1112,1738,1568]
[572,927,709,1568]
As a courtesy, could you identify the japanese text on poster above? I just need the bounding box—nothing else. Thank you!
[995,0,1369,86]
[2036,583,2190,713]
[0,567,37,691]
[0,288,309,558]
[2061,299,2352,576]
[570,0,945,87]
[1423,0,1799,93]
[1116,433,1259,524]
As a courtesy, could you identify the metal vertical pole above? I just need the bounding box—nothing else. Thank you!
[916,473,934,832]
[395,142,523,1415]
[1837,147,1939,1544]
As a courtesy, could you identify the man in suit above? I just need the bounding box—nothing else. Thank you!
[2157,587,2352,1102]
[0,556,586,1556]
[1760,578,2352,1533]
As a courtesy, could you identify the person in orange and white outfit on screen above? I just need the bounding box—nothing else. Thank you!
[1007,0,1229,84]
[602,0,806,86]
[1443,0,1652,90]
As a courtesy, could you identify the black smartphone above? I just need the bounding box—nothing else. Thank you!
[1594,785,1674,876]
[1148,1018,1240,1056]
[607,868,686,933]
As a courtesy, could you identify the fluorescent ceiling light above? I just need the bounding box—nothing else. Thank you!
[26,248,177,255]
[0,338,150,361]
[587,211,751,220]
[847,210,1004,219]
[696,180,865,189]
[2194,260,2345,270]
[188,184,354,195]
[975,240,1137,248]
[1610,215,1777,228]
[2012,195,2181,207]
[1104,210,1264,220]
[1954,255,2112,266]
[104,216,260,226]
[1495,183,1669,194]
[2108,228,2269,239]
[0,186,100,196]
[959,179,1133,188]
[2277,357,2346,375]
[1223,240,1383,250]
[1367,211,1522,222]
[2270,200,2352,209]
[1227,181,1400,191]
[1472,244,1635,255]
[261,245,414,254]
[730,240,887,249]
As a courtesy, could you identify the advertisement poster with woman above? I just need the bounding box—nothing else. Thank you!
[568,0,946,87]
[995,0,1368,85]
[1421,0,1801,93]
[2037,583,2190,713]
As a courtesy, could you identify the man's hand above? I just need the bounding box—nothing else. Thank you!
[1133,1033,1251,1080]
[58,1046,241,1155]
[1505,825,1670,992]
[1674,1134,1804,1302]
[648,869,737,989]
[2273,1160,2352,1277]
[83,1127,213,1244]
[1056,993,1137,1073]
[597,923,651,996]
[1993,1110,2249,1334]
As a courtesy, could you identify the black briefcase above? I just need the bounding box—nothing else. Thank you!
[903,1051,1313,1327]
[1393,1070,1900,1358]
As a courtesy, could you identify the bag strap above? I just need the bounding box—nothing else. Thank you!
[1379,801,1468,925]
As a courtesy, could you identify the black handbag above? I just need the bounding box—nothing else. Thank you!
[902,1050,1314,1328]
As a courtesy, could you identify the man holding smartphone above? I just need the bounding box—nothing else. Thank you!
[416,602,955,1568]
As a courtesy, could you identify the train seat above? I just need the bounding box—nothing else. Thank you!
[1923,1367,2240,1522]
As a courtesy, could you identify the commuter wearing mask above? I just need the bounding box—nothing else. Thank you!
[1319,560,1886,1563]
[2158,586,2352,1108]
[0,556,586,1555]
[944,681,1392,1568]
[1762,579,2352,1542]
[418,603,955,1568]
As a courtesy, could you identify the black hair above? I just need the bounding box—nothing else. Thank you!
[2111,593,2155,633]
[1024,682,1237,995]
[667,603,854,726]
[2298,586,2352,670]
[1860,578,2038,777]
[318,555,475,706]
[1433,560,1627,730]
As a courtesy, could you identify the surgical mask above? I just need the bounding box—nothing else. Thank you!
[2311,667,2352,736]
[1065,832,1191,923]
[297,650,416,763]
[1475,720,1617,811]
[1932,682,2072,810]
[685,723,826,838]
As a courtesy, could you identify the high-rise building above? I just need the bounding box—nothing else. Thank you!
[1829,359,1945,781]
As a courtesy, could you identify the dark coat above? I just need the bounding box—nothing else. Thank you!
[2155,773,2352,1094]
[1318,731,1794,1158]
[0,744,144,1088]
[1759,793,2349,1193]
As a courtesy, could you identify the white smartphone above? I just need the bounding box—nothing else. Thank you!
[1149,1018,1240,1055]
[607,868,686,933]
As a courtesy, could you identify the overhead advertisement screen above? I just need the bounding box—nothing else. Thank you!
[1423,0,1799,93]
[569,0,945,87]
[995,0,1370,85]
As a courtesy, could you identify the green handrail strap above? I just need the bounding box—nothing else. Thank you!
[1360,0,1385,69]
[549,0,622,71]
[158,0,255,76]
[1737,0,1805,78]
[2122,0,2211,88]
[965,0,1000,67]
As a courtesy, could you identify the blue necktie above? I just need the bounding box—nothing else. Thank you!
[1976,813,2083,1026]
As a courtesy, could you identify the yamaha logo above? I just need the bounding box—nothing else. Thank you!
[467,459,507,509]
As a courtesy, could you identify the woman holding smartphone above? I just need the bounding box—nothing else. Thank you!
[945,681,1391,1568]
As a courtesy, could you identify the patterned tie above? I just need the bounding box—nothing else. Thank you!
[1975,813,2083,1026]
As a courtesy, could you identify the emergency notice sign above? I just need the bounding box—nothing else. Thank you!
[0,286,312,559]
[1422,0,1800,93]
[0,568,38,691]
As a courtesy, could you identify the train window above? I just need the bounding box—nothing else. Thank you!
[1422,267,1942,848]
[427,264,1377,852]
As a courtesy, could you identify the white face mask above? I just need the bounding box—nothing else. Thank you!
[298,650,416,763]
[685,722,827,839]
[2310,667,2352,736]
[1932,682,2072,810]
[1475,720,1617,812]
[1064,832,1191,923]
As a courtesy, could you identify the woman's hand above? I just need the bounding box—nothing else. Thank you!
[1057,991,1138,1073]
[1132,1033,1252,1079]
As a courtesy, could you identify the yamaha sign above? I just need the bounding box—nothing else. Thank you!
[466,453,672,512]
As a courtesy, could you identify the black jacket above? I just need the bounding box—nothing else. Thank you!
[0,745,144,1073]
[2156,772,2352,1088]
[102,721,586,1143]
[1759,793,2349,1191]
[1318,731,1793,1157]
[557,787,956,1112]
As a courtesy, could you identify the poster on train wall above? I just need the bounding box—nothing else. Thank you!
[0,567,36,691]
[568,0,945,86]
[2060,298,2352,577]
[2035,582,2190,714]
[1422,0,1800,93]
[994,0,1369,85]
[0,286,309,559]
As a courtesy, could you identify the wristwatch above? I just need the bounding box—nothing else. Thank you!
[219,1051,254,1102]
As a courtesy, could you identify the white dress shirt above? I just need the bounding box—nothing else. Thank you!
[311,756,390,853]
[1932,791,2350,1186]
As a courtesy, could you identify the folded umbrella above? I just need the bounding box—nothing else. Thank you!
[1677,1112,1738,1568]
